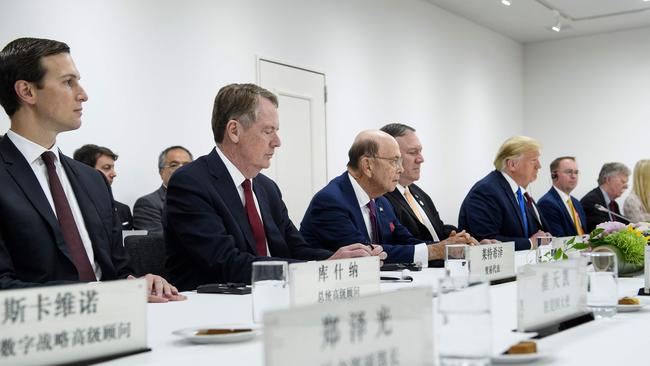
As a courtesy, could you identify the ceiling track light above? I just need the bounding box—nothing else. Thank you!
[551,9,562,32]
[501,0,511,6]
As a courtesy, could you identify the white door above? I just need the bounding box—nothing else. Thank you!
[258,58,327,227]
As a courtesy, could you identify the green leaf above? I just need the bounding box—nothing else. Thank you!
[566,237,576,245]
[571,243,589,250]
[553,249,564,260]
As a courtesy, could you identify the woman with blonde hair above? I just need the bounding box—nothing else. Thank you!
[624,159,650,222]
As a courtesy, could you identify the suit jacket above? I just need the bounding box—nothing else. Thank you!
[384,183,457,242]
[537,187,587,237]
[114,200,133,230]
[0,137,132,289]
[580,187,629,232]
[300,172,425,264]
[164,149,332,290]
[133,185,165,233]
[458,170,548,251]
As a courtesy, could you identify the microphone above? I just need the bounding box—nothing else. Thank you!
[594,204,631,223]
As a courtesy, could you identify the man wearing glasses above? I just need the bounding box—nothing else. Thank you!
[537,157,588,237]
[133,145,193,233]
[300,130,476,265]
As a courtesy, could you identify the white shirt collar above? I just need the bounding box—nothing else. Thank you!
[6,129,60,165]
[599,186,612,206]
[553,185,571,203]
[500,171,526,195]
[215,145,246,187]
[348,172,372,208]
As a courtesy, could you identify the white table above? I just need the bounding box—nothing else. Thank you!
[99,258,650,365]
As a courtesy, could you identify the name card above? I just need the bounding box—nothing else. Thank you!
[644,245,650,294]
[0,279,148,365]
[468,241,515,281]
[264,287,434,366]
[516,259,588,331]
[289,256,380,307]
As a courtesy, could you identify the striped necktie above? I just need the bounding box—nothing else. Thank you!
[567,198,584,235]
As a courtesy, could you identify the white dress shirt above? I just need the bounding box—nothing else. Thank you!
[215,146,270,256]
[6,130,101,280]
[348,174,429,266]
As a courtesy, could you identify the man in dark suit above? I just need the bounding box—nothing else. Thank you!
[381,123,457,242]
[580,162,630,231]
[458,136,550,250]
[73,144,133,230]
[537,156,588,237]
[164,83,384,291]
[133,145,192,233]
[300,130,477,266]
[0,37,183,303]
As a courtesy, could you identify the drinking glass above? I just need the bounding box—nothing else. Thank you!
[252,261,290,323]
[535,235,555,263]
[587,251,618,319]
[445,244,469,278]
[438,277,492,366]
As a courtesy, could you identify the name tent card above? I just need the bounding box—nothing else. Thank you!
[0,279,148,365]
[289,256,380,307]
[468,241,515,281]
[264,287,434,366]
[516,259,588,332]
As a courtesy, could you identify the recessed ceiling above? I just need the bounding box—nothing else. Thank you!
[425,0,650,43]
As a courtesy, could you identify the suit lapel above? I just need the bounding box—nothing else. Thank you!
[0,138,67,247]
[495,171,527,235]
[390,188,420,224]
[207,150,257,253]
[550,188,575,234]
[341,173,372,242]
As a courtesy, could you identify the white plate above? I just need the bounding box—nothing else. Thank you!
[172,324,261,344]
[492,350,546,364]
[617,303,645,312]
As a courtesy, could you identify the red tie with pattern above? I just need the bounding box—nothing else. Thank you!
[41,151,96,281]
[609,200,623,222]
[242,179,267,256]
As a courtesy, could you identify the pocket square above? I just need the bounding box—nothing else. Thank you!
[389,222,395,233]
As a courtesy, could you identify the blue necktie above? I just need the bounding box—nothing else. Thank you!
[517,188,529,238]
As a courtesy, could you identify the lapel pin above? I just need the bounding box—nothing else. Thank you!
[419,200,424,206]
[379,207,384,212]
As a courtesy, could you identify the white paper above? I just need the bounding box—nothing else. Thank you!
[468,241,515,281]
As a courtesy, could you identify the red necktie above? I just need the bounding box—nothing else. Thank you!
[524,192,542,228]
[242,179,267,256]
[41,152,96,281]
[609,200,623,222]
[367,200,379,244]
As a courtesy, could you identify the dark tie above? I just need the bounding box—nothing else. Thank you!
[609,200,623,222]
[516,188,529,238]
[242,179,267,256]
[524,192,542,229]
[367,199,379,244]
[41,151,96,281]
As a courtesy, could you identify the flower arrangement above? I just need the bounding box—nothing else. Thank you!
[561,221,649,274]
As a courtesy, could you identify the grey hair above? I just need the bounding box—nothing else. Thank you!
[597,162,630,185]
[158,145,193,170]
[380,123,416,138]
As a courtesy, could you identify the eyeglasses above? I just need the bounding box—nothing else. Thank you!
[373,156,403,168]
[162,161,191,169]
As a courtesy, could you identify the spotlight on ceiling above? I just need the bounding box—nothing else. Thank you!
[550,9,562,32]
[501,0,511,6]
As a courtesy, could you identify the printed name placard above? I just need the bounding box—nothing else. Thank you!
[289,256,380,307]
[0,279,148,365]
[644,246,650,293]
[265,287,434,366]
[468,241,515,281]
[516,259,588,331]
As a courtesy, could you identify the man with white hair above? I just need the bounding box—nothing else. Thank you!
[580,162,630,231]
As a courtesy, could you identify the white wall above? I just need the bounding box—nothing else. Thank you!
[0,0,523,226]
[524,27,650,206]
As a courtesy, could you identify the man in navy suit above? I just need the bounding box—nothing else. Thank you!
[0,38,183,302]
[537,157,588,237]
[458,136,550,250]
[164,84,384,291]
[300,130,476,266]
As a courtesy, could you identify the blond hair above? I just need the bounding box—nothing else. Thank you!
[632,159,650,212]
[493,136,541,171]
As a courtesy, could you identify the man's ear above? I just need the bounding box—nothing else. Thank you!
[14,80,37,106]
[225,119,240,143]
[361,156,373,178]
